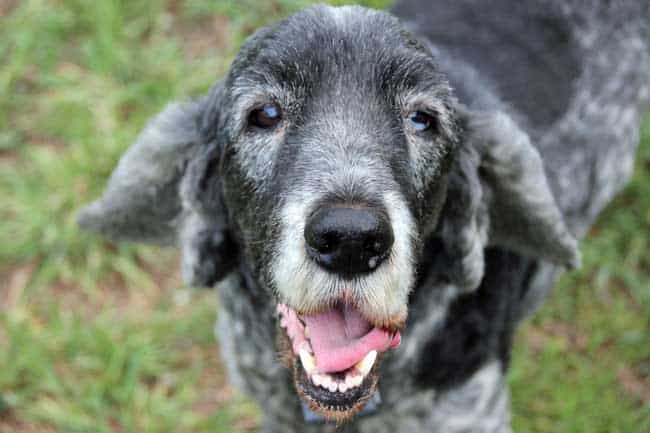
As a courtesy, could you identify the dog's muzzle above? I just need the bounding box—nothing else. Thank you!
[273,198,412,420]
[277,302,400,420]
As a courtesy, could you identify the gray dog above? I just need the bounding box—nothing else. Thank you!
[79,1,650,432]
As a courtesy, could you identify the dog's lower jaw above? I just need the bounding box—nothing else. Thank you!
[292,351,382,423]
[277,302,402,422]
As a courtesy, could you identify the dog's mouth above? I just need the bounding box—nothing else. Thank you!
[277,302,401,421]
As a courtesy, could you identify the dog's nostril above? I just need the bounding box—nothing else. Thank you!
[304,207,394,276]
[310,231,338,254]
[365,239,385,255]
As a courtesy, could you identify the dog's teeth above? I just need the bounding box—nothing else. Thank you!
[304,326,310,339]
[347,373,363,388]
[299,348,316,374]
[355,350,377,376]
[321,374,333,390]
[338,382,348,393]
[345,372,361,389]
[312,374,323,386]
[298,341,314,356]
[344,373,354,388]
[327,381,338,393]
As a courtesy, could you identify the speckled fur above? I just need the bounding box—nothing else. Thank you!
[79,1,650,432]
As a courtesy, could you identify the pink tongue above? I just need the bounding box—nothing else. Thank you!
[303,304,400,373]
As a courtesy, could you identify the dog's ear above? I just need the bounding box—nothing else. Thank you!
[78,81,235,286]
[177,124,238,287]
[436,109,581,291]
[78,98,204,244]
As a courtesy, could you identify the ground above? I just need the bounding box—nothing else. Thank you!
[0,1,648,432]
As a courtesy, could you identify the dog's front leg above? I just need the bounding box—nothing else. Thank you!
[427,361,513,433]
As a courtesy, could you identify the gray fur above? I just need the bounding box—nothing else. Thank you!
[79,1,650,432]
[78,99,203,245]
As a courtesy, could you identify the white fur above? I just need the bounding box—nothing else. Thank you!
[271,187,416,324]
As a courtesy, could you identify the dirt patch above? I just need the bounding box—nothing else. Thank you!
[0,0,17,18]
[192,346,231,415]
[0,151,20,165]
[23,132,67,153]
[0,262,36,310]
[33,249,184,320]
[178,15,232,58]
[0,409,56,433]
[523,321,590,353]
[618,366,650,405]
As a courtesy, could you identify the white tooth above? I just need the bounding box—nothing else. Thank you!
[328,381,338,393]
[299,348,316,374]
[355,350,377,376]
[298,341,311,353]
[345,371,362,389]
[312,374,322,386]
[304,326,310,338]
[345,373,355,389]
[338,382,348,393]
[321,374,332,390]
[320,375,329,388]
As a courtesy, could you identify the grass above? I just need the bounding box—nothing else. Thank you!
[0,1,648,432]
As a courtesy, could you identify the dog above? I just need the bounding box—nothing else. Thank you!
[79,1,650,432]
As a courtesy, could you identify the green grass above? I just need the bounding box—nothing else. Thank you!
[0,1,648,432]
[509,119,650,433]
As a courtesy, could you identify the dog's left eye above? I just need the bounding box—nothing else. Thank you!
[249,104,282,129]
[405,111,436,132]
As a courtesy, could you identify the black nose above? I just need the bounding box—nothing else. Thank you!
[304,207,394,276]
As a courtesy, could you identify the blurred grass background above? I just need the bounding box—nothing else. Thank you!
[0,1,648,432]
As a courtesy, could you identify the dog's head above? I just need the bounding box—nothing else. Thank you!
[212,6,457,418]
[79,5,580,422]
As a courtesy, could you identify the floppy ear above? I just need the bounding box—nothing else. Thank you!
[78,82,235,286]
[436,108,581,292]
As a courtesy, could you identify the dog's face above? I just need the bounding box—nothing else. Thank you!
[210,6,458,420]
[80,3,581,423]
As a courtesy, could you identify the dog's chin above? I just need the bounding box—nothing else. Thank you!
[292,352,381,422]
[276,303,402,423]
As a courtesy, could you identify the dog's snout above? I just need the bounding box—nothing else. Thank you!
[304,207,394,276]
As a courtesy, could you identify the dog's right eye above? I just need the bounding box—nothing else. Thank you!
[249,104,282,129]
[405,111,436,133]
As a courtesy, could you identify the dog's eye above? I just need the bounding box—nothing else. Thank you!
[405,111,436,132]
[249,104,282,129]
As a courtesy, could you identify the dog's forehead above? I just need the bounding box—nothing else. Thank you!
[228,5,441,96]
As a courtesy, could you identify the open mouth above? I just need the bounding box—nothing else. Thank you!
[277,302,401,421]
